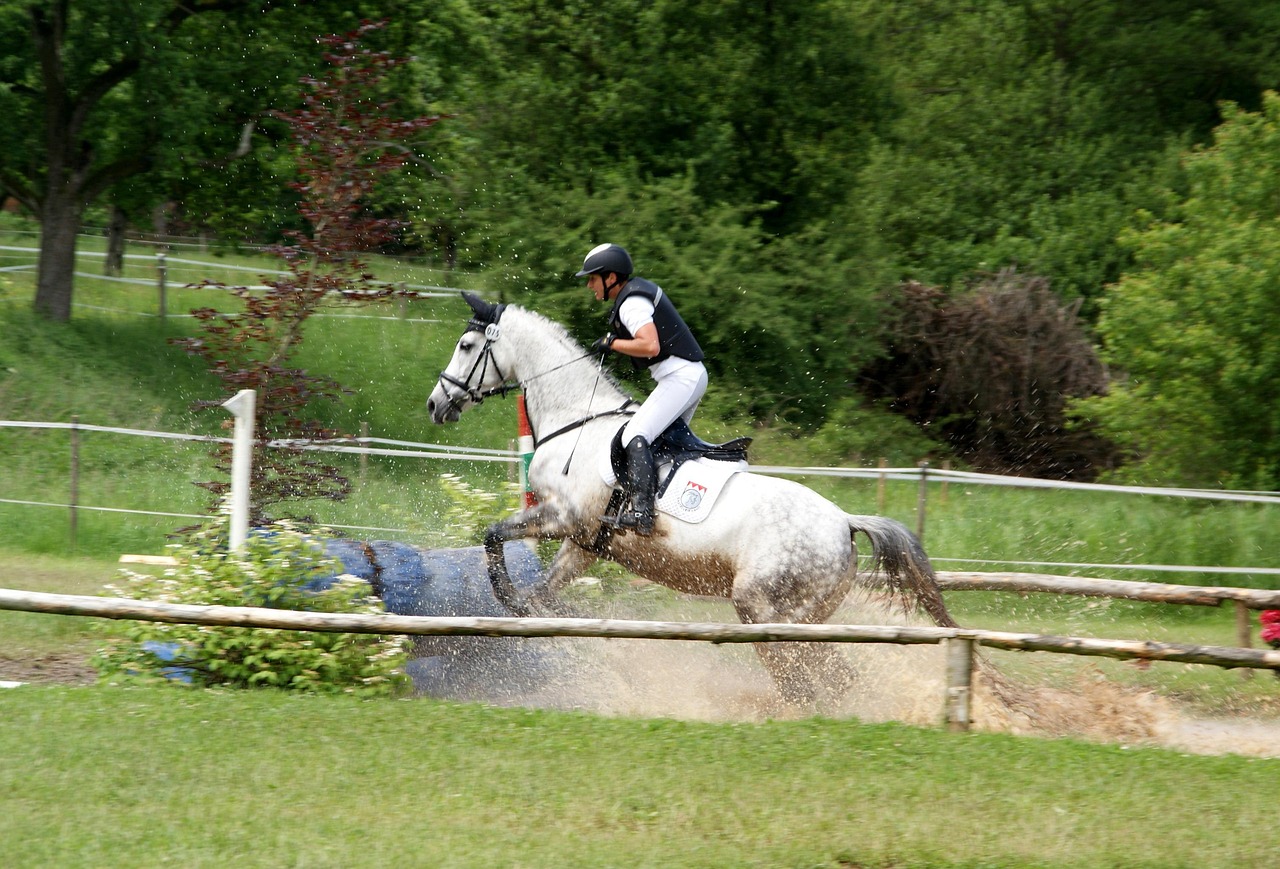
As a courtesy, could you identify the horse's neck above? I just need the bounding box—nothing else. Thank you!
[505,308,630,436]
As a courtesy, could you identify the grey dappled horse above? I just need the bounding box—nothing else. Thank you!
[427,293,959,704]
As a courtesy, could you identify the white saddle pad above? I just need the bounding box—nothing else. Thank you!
[655,457,747,524]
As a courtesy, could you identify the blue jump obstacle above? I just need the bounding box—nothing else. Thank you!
[313,539,556,698]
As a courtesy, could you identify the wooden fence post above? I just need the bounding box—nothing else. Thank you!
[876,457,887,513]
[69,415,79,553]
[944,636,974,732]
[916,461,929,541]
[156,251,167,320]
[1236,600,1254,680]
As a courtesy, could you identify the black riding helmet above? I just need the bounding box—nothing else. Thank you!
[575,243,633,279]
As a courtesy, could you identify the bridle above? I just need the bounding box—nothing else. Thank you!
[434,315,634,452]
[436,315,603,415]
[434,319,514,413]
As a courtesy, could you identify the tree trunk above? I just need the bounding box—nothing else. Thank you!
[34,187,82,322]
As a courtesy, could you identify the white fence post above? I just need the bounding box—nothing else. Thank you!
[222,389,256,552]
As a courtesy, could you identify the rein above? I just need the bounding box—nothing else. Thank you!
[536,400,635,449]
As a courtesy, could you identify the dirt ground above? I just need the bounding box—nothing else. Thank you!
[0,653,96,686]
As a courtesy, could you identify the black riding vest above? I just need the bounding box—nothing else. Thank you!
[606,277,705,370]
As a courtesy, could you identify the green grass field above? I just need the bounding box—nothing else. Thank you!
[3,681,1278,869]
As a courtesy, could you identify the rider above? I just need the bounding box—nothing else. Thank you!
[577,242,707,536]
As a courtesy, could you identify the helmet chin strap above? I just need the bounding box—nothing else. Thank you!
[602,272,627,299]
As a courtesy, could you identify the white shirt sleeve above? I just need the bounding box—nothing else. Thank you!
[617,295,656,337]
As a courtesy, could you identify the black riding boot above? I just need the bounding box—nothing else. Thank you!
[620,435,657,536]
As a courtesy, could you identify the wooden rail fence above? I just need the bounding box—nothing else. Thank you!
[3,585,1279,731]
[935,571,1280,665]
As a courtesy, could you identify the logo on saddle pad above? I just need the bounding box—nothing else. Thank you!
[678,480,707,510]
[656,458,743,524]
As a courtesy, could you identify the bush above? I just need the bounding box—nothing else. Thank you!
[859,271,1117,479]
[93,518,408,695]
[437,472,521,545]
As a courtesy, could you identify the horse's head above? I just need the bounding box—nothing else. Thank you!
[427,292,512,424]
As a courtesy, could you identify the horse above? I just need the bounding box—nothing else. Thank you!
[426,292,961,705]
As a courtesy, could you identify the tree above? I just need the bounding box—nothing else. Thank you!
[1074,93,1280,488]
[0,0,351,321]
[172,21,443,522]
[463,0,890,235]
[446,0,893,423]
[846,0,1280,304]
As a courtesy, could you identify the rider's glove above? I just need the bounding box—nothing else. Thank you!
[590,333,615,354]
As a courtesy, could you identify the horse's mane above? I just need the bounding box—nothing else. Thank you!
[506,304,634,398]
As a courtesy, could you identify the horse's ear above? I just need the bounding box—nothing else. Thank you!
[462,291,500,324]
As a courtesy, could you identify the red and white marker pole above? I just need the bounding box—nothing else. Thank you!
[517,395,537,508]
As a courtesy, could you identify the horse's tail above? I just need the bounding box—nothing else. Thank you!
[846,514,958,629]
[846,515,1031,714]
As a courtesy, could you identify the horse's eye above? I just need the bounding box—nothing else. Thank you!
[459,340,473,352]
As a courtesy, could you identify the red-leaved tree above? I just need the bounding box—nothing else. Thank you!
[173,20,443,523]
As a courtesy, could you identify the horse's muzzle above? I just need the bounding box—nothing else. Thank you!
[426,389,461,424]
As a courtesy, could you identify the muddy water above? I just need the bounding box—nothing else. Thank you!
[421,592,1280,759]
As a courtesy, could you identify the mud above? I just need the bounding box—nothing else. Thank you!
[409,590,1280,760]
[0,653,96,686]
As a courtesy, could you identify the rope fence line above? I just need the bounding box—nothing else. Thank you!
[0,244,475,297]
[6,419,1280,502]
[4,419,1280,581]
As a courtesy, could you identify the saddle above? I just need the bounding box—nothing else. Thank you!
[611,419,751,492]
[594,420,751,546]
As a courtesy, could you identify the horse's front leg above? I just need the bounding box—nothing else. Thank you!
[482,501,585,616]
[525,540,599,614]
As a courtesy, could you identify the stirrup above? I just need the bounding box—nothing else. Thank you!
[618,508,655,537]
[601,509,654,537]
[600,494,654,537]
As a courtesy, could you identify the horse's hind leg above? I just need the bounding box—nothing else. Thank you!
[731,575,857,708]
[745,639,856,708]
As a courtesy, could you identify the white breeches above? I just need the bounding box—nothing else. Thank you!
[599,361,708,486]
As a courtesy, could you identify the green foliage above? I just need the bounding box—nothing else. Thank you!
[1077,92,1280,488]
[92,518,408,695]
[436,472,521,545]
[803,395,940,467]
[841,0,1280,304]
[474,169,885,426]
[462,0,888,234]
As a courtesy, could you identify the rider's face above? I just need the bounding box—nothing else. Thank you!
[587,273,608,301]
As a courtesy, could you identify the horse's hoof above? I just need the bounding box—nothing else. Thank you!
[527,592,571,618]
[499,595,534,618]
